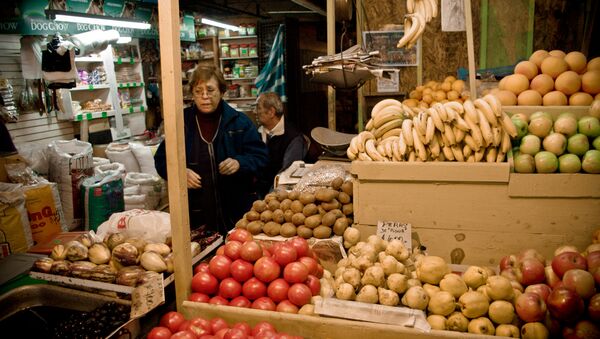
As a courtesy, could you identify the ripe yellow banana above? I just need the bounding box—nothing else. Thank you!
[500,111,518,138]
[453,126,465,143]
[408,150,417,162]
[407,0,415,14]
[492,127,502,147]
[464,134,479,152]
[371,99,402,119]
[397,15,419,48]
[422,0,433,22]
[398,131,408,156]
[444,101,465,115]
[486,147,498,163]
[428,0,438,18]
[451,145,464,162]
[348,135,359,154]
[374,119,403,138]
[412,127,428,161]
[444,124,456,145]
[501,129,511,154]
[466,155,475,162]
[392,138,402,161]
[464,114,484,148]
[373,106,403,128]
[442,145,455,160]
[476,109,494,146]
[366,139,386,161]
[408,12,426,47]
[376,143,386,157]
[358,152,373,161]
[365,118,374,131]
[483,94,503,117]
[381,128,402,139]
[463,144,473,158]
[357,131,375,152]
[425,116,435,144]
[474,148,485,162]
[429,105,445,132]
[401,119,414,146]
[496,151,506,163]
[463,100,479,124]
[474,98,498,127]
[429,131,441,157]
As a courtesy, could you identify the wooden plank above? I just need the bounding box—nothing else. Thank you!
[181,302,493,339]
[503,105,589,118]
[158,0,192,311]
[327,0,336,130]
[11,112,55,122]
[354,224,591,266]
[5,116,66,130]
[508,173,600,198]
[479,0,488,69]
[12,127,74,144]
[6,122,72,137]
[464,0,477,99]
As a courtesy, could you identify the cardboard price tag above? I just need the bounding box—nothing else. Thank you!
[130,273,165,319]
[376,221,412,250]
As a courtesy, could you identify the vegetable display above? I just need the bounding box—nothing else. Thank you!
[189,229,323,314]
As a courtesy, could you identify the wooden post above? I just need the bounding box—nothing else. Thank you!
[464,0,477,99]
[356,0,365,132]
[158,0,192,310]
[327,0,336,130]
[416,38,423,86]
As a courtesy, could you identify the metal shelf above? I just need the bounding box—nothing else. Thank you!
[71,84,111,91]
[75,57,103,62]
[224,77,257,81]
[219,35,257,41]
[220,56,258,60]
[114,57,140,64]
[118,82,145,88]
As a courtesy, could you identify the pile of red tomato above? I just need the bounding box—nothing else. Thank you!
[190,229,323,313]
[149,311,302,339]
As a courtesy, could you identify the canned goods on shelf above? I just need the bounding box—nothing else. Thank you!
[220,43,230,58]
[249,43,257,57]
[230,44,239,58]
[240,44,249,57]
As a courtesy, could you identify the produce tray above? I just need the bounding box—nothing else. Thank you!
[29,236,223,295]
[503,105,589,117]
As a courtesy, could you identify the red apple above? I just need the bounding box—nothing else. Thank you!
[524,283,552,302]
[586,250,600,272]
[499,254,518,271]
[552,252,587,278]
[545,265,562,288]
[518,258,546,286]
[564,320,600,339]
[546,287,585,322]
[585,243,600,256]
[588,293,600,322]
[520,322,549,338]
[515,292,547,323]
[501,267,522,282]
[511,280,524,292]
[591,266,600,286]
[544,313,562,337]
[562,269,596,299]
[517,249,546,266]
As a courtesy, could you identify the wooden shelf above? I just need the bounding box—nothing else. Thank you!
[220,56,258,61]
[71,84,110,91]
[224,77,257,81]
[117,82,145,88]
[113,57,140,64]
[75,56,103,62]
[219,35,257,40]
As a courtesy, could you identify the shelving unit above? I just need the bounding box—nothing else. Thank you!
[218,34,260,112]
[61,39,147,142]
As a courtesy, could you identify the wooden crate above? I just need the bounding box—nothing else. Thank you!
[351,161,600,266]
[180,301,496,339]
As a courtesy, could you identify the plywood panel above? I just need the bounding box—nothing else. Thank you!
[484,0,531,67]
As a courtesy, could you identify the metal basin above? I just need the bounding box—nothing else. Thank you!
[0,284,137,338]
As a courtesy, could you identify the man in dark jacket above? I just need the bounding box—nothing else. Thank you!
[255,92,306,196]
[154,67,268,233]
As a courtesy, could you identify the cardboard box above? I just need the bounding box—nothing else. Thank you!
[180,301,496,338]
[351,161,600,266]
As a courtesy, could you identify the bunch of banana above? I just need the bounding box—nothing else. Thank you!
[348,95,518,163]
[398,0,438,49]
[347,99,416,161]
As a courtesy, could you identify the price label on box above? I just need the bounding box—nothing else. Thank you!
[131,273,165,319]
[376,221,412,250]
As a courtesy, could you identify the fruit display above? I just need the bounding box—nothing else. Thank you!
[50,301,130,338]
[491,50,600,106]
[149,311,302,338]
[234,177,353,239]
[511,108,600,173]
[322,229,600,337]
[397,0,438,49]
[31,232,202,287]
[347,95,517,162]
[189,229,323,314]
[403,76,470,109]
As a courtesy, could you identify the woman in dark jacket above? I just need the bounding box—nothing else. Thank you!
[154,66,268,233]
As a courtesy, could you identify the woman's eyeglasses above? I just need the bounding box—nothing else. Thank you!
[193,87,218,97]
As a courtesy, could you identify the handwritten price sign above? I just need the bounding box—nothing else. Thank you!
[376,221,412,250]
[131,273,165,319]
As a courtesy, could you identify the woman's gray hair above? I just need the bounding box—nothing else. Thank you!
[258,92,283,117]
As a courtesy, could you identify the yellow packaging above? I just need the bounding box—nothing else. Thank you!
[23,184,64,244]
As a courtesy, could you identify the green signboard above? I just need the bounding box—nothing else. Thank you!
[0,0,195,41]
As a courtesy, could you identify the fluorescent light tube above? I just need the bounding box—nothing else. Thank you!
[201,18,240,32]
[46,10,151,30]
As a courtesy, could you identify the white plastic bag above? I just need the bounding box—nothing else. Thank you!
[105,142,140,173]
[95,209,171,243]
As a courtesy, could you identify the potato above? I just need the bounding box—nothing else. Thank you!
[279,199,292,211]
[341,181,353,196]
[268,199,281,211]
[291,213,306,226]
[336,283,356,300]
[264,193,278,203]
[290,200,304,213]
[263,222,281,236]
[331,177,344,190]
[288,191,300,200]
[342,267,361,288]
[297,226,313,239]
[246,210,260,221]
[342,203,353,216]
[235,218,249,229]
[284,209,295,223]
[272,209,285,224]
[276,190,288,201]
[321,199,341,211]
[280,223,297,237]
[361,266,385,287]
[317,206,327,215]
[299,192,316,205]
[346,217,353,224]
[344,227,360,245]
[302,203,318,217]
[356,285,378,304]
[304,215,322,229]
[337,192,351,204]
[247,221,264,235]
[252,200,267,213]
[333,218,349,236]
[313,225,332,239]
[321,212,337,227]
[260,210,273,223]
[329,209,344,218]
[315,188,337,202]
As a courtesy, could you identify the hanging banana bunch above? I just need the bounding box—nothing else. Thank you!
[398,0,438,49]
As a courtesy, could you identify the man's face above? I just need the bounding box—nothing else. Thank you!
[255,100,272,126]
[193,77,222,114]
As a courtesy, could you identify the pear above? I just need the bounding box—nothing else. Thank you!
[459,291,490,319]
[427,291,457,316]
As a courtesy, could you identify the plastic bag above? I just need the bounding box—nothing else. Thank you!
[95,209,171,244]
[0,185,33,258]
[125,172,162,210]
[81,171,124,232]
[15,142,49,175]
[293,164,348,194]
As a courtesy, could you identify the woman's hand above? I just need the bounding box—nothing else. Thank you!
[219,158,240,175]
[186,168,202,188]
